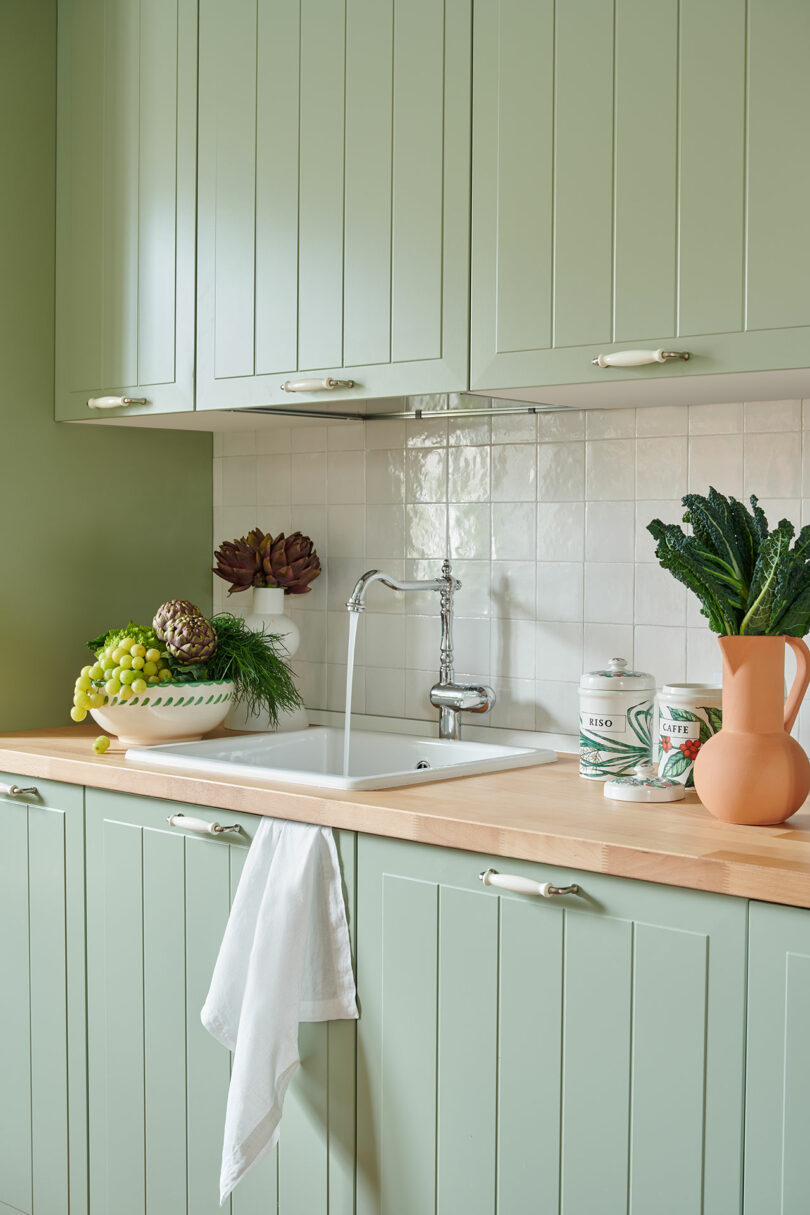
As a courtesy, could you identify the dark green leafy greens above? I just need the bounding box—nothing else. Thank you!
[648,489,810,636]
[206,613,302,726]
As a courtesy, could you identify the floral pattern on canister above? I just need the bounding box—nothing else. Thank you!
[579,700,654,779]
[657,704,722,786]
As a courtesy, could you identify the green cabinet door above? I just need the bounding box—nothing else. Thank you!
[196,0,471,411]
[356,836,746,1215]
[55,0,197,421]
[471,0,810,397]
[0,774,86,1215]
[745,901,810,1213]
[85,789,355,1215]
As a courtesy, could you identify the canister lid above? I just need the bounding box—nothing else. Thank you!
[603,762,686,803]
[579,657,655,692]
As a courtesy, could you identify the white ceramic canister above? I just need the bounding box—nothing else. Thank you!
[578,658,655,781]
[656,682,722,787]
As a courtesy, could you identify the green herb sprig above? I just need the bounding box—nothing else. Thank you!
[206,613,302,726]
[648,488,810,636]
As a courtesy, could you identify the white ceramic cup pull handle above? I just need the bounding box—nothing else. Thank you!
[280,377,355,393]
[591,349,691,369]
[479,868,580,898]
[87,395,149,409]
[166,812,241,836]
[0,783,39,797]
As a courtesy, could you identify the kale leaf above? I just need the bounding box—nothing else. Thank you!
[648,490,810,637]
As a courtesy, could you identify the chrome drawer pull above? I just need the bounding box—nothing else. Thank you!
[0,783,39,797]
[591,349,690,369]
[280,377,355,393]
[166,812,242,836]
[87,396,149,409]
[479,868,580,899]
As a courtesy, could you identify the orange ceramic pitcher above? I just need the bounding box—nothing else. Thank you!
[694,635,810,825]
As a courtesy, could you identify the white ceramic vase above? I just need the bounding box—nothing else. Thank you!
[225,587,309,733]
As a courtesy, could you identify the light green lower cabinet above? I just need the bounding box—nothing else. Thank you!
[0,774,86,1215]
[745,901,810,1213]
[85,789,356,1215]
[356,836,747,1215]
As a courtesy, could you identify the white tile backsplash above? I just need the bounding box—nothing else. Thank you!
[214,397,810,741]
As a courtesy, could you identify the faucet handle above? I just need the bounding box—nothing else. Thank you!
[430,682,496,714]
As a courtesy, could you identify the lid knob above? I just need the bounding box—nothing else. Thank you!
[607,657,628,672]
[633,762,657,780]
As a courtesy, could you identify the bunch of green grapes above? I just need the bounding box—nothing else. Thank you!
[70,635,173,723]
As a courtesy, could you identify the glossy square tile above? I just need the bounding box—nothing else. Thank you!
[491,617,535,679]
[634,625,685,683]
[536,409,585,441]
[743,399,801,432]
[364,667,405,717]
[744,431,801,498]
[586,407,636,439]
[489,677,537,730]
[221,455,257,506]
[586,439,635,500]
[327,609,365,666]
[291,660,327,711]
[537,502,585,560]
[291,425,328,452]
[490,561,535,619]
[446,560,492,617]
[364,613,406,668]
[449,503,491,559]
[634,562,686,627]
[326,504,366,558]
[366,504,406,558]
[406,414,448,448]
[454,616,492,673]
[537,441,585,501]
[406,614,440,670]
[254,425,291,454]
[491,501,536,560]
[492,443,536,501]
[291,452,327,504]
[583,562,634,624]
[688,434,743,496]
[688,402,743,434]
[257,454,291,506]
[327,421,365,449]
[407,447,448,503]
[636,436,687,500]
[366,449,406,504]
[492,407,537,444]
[327,450,365,504]
[686,627,722,684]
[534,680,579,734]
[536,562,583,622]
[365,418,407,450]
[448,446,490,502]
[535,621,583,682]
[585,500,635,563]
[288,608,326,664]
[406,504,448,558]
[635,405,688,437]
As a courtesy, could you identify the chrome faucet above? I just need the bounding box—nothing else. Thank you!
[346,559,495,740]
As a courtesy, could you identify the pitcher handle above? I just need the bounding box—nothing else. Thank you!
[784,636,810,733]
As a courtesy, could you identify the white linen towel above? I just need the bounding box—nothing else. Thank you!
[201,817,358,1205]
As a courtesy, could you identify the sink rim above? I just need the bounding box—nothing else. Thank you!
[126,726,557,791]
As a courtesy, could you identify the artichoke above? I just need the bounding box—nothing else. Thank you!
[213,529,321,595]
[162,613,218,664]
[153,599,202,641]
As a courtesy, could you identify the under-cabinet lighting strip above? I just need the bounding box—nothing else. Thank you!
[232,403,569,422]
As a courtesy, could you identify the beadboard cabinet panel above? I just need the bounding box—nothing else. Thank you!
[55,0,196,421]
[471,0,810,397]
[196,0,471,410]
[356,836,747,1215]
[0,776,86,1215]
[85,789,355,1215]
[745,901,810,1213]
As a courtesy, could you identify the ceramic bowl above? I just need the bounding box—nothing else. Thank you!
[89,680,236,747]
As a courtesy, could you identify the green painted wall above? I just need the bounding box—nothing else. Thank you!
[0,0,212,732]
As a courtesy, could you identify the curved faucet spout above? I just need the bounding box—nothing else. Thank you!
[346,564,458,613]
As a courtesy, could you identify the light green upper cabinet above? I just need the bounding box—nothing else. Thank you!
[55,0,197,422]
[471,0,810,396]
[0,775,86,1215]
[85,788,356,1215]
[195,0,471,411]
[357,836,747,1215]
[745,901,810,1213]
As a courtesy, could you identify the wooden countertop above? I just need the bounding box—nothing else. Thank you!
[3,725,810,907]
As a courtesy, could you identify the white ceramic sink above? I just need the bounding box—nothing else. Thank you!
[127,727,556,791]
